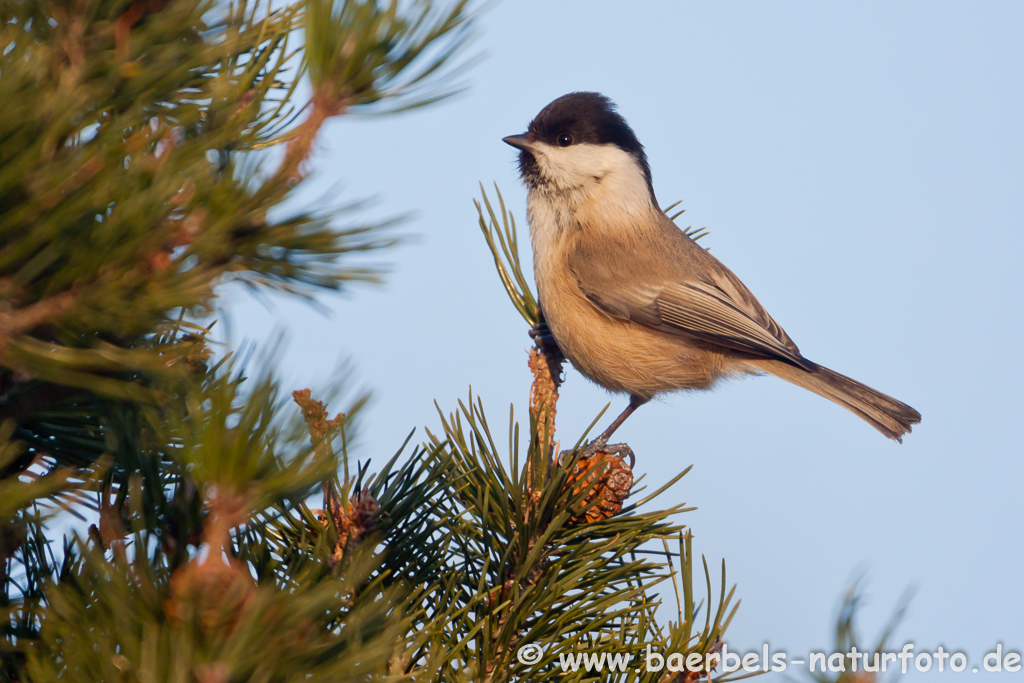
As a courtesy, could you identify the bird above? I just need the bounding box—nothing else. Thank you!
[502,92,921,454]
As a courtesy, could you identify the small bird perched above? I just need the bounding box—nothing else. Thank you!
[503,92,920,453]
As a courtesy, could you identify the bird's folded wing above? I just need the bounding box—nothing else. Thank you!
[655,281,811,369]
[575,266,811,370]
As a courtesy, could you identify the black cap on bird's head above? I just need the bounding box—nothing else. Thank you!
[528,92,645,156]
[503,92,653,194]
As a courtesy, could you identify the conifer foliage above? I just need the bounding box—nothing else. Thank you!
[1,1,739,680]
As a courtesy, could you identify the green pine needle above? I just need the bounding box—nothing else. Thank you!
[475,183,540,327]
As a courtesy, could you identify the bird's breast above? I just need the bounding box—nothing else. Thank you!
[526,190,736,398]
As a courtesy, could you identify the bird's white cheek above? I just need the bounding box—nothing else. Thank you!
[537,144,607,190]
[527,142,656,240]
[534,153,587,191]
[536,144,652,210]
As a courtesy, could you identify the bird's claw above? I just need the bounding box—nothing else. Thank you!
[529,321,565,363]
[577,437,635,467]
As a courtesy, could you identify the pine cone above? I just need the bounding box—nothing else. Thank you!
[348,488,380,533]
[315,488,380,569]
[165,556,255,634]
[565,452,634,524]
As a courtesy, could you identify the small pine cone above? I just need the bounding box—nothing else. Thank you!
[315,489,380,569]
[348,488,379,539]
[565,452,634,524]
[165,556,255,634]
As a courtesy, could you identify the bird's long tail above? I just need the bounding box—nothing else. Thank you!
[749,359,921,442]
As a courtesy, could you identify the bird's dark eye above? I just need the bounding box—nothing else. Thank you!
[557,133,574,147]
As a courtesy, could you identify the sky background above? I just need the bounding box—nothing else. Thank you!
[218,2,1023,678]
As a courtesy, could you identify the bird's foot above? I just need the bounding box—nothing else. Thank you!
[529,321,565,363]
[574,437,636,467]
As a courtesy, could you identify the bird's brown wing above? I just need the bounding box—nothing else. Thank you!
[653,279,811,369]
[570,226,811,370]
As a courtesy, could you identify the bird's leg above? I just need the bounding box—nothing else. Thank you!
[582,395,647,459]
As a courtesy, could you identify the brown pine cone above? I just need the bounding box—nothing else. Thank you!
[565,452,634,524]
[165,556,255,634]
[314,488,380,568]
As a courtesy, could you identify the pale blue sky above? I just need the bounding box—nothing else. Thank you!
[221,2,1024,678]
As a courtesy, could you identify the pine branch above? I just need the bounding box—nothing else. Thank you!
[2,1,481,676]
[0,292,77,366]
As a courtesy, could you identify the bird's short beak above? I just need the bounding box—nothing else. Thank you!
[502,134,533,151]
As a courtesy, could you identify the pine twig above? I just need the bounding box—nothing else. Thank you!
[528,343,562,459]
[275,89,346,186]
[0,291,78,365]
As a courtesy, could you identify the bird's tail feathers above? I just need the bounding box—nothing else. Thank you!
[750,359,921,442]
